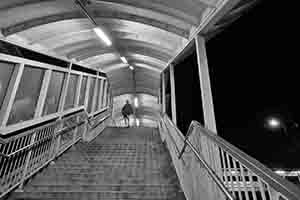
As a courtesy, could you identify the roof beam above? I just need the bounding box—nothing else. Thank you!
[111,88,158,97]
[67,39,173,61]
[166,0,244,67]
[1,11,189,38]
[102,62,161,73]
[77,47,170,63]
[87,52,167,69]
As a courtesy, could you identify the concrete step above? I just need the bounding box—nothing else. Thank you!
[23,184,179,193]
[8,127,185,200]
[10,190,185,200]
[30,172,178,185]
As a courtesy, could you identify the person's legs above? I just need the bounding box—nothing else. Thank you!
[123,114,129,127]
[125,115,129,127]
[123,114,127,127]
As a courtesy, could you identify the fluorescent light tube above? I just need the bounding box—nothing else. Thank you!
[134,97,139,108]
[93,27,112,46]
[120,56,128,64]
[129,65,134,70]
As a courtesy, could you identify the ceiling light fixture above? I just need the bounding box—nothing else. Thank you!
[93,27,112,46]
[120,56,128,64]
[134,97,139,108]
[129,65,134,70]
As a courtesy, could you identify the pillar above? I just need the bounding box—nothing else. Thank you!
[169,64,177,125]
[195,35,217,133]
[161,72,166,113]
[196,35,222,200]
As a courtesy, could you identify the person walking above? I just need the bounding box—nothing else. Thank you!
[122,100,134,127]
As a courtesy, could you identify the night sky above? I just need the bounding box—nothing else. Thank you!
[206,0,300,168]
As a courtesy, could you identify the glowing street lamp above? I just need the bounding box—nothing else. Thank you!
[265,116,287,135]
[268,117,280,129]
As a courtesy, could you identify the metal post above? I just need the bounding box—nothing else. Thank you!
[169,64,177,125]
[161,73,166,113]
[195,35,221,200]
[195,35,217,132]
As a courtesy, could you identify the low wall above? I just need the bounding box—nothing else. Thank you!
[158,119,221,200]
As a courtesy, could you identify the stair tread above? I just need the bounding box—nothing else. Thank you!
[9,127,185,200]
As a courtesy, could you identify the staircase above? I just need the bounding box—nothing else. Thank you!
[8,127,185,200]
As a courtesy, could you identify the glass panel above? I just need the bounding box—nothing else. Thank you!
[64,74,78,110]
[87,77,95,113]
[79,76,87,106]
[7,66,44,125]
[0,61,15,109]
[43,71,65,115]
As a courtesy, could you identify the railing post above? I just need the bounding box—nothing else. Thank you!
[161,73,166,113]
[169,64,177,125]
[55,63,72,155]
[17,133,36,191]
[73,75,83,142]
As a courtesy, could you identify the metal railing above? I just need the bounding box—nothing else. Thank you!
[0,108,98,198]
[160,114,300,200]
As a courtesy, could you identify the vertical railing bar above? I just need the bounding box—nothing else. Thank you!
[9,140,16,155]
[37,138,44,166]
[5,142,12,155]
[2,143,8,155]
[10,154,18,186]
[225,152,235,194]
[232,157,243,200]
[2,143,13,185]
[36,139,41,168]
[9,152,18,185]
[2,156,11,187]
[13,153,22,185]
[239,163,250,200]
[258,178,267,200]
[265,183,274,200]
[220,148,229,187]
[0,154,6,179]
[42,136,50,162]
[16,138,22,153]
[46,139,52,161]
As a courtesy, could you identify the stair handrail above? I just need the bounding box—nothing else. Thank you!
[162,114,300,200]
[161,114,235,200]
[0,108,89,198]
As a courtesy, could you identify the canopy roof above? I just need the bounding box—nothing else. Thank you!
[0,0,259,121]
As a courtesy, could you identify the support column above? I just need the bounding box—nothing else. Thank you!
[195,35,217,133]
[161,73,166,113]
[196,35,221,200]
[169,64,177,125]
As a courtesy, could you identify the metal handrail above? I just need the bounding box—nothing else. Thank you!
[162,114,235,200]
[0,112,87,158]
[178,121,199,159]
[163,114,300,200]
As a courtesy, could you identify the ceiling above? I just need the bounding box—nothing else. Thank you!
[0,0,259,121]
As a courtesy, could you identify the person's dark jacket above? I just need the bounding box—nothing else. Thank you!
[122,103,133,116]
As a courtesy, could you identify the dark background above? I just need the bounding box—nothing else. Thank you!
[206,0,299,168]
[174,49,205,134]
[173,0,300,169]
